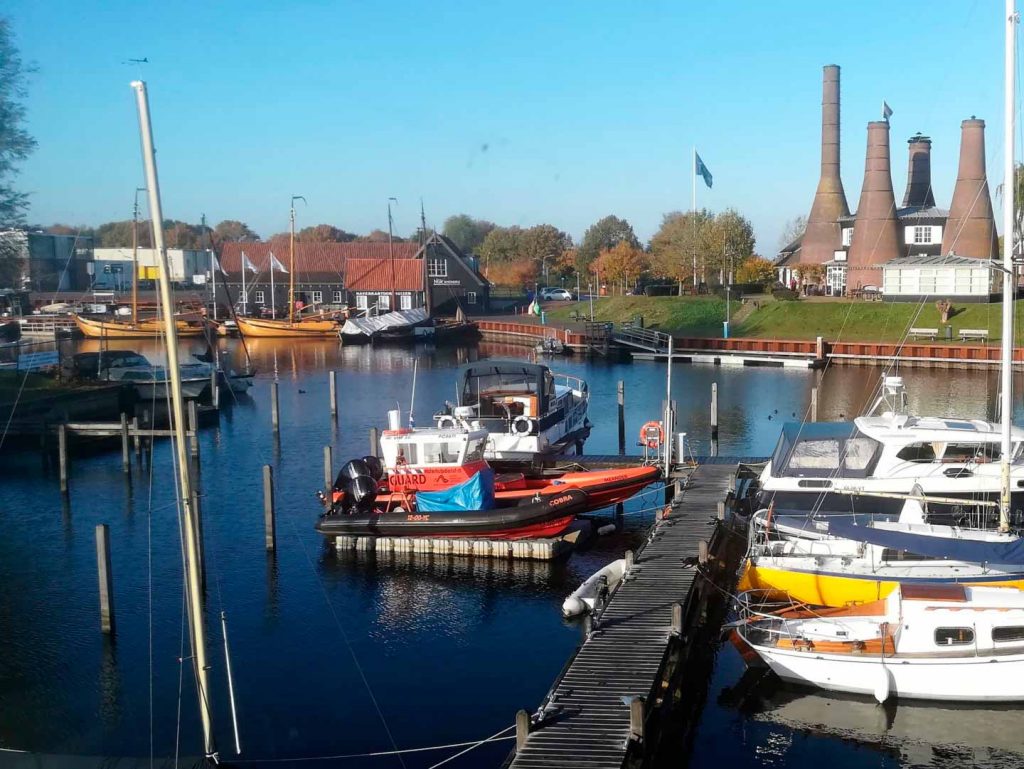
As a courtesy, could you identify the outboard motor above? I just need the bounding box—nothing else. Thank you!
[345,475,378,514]
[362,455,383,481]
[334,458,371,491]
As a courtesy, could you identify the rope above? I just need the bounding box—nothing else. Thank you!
[230,730,514,764]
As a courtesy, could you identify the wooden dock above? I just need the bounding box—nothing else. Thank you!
[506,462,744,769]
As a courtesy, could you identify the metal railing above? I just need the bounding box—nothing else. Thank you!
[612,322,671,352]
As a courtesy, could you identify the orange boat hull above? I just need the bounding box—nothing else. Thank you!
[235,316,341,338]
[74,314,206,339]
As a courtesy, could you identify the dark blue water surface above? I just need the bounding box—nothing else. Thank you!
[2,338,1024,768]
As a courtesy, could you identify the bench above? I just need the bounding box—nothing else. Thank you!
[959,328,990,342]
[909,327,938,340]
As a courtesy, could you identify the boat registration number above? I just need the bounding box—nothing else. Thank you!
[406,514,430,522]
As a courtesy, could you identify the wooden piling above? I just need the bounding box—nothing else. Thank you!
[629,696,645,743]
[263,465,276,552]
[142,409,150,453]
[710,382,719,439]
[188,400,199,459]
[95,523,115,634]
[119,413,130,473]
[369,427,380,458]
[271,381,280,432]
[810,386,818,422]
[132,416,141,456]
[617,380,625,455]
[698,540,709,565]
[515,709,530,752]
[329,371,338,420]
[625,549,635,570]
[671,601,683,636]
[323,445,333,494]
[717,501,726,521]
[210,367,220,410]
[58,423,68,494]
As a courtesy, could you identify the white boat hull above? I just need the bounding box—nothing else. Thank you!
[758,646,1024,702]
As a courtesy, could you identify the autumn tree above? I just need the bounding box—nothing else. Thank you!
[0,20,36,286]
[714,208,756,281]
[649,210,716,293]
[442,214,495,254]
[298,224,355,242]
[478,226,523,275]
[520,224,573,283]
[736,256,777,287]
[593,241,647,294]
[357,229,404,242]
[577,215,640,272]
[487,258,539,289]
[214,220,260,243]
[778,215,807,251]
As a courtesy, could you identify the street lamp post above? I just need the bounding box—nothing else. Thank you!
[588,282,594,321]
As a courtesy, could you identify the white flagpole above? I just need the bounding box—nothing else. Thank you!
[692,146,698,289]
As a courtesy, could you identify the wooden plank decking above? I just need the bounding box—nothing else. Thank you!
[508,462,739,769]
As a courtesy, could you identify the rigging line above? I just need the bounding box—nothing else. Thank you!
[279,509,409,769]
[230,732,515,764]
[425,724,516,769]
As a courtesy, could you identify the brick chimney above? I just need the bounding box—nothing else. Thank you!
[901,134,936,208]
[847,120,901,289]
[941,118,998,259]
[800,65,850,264]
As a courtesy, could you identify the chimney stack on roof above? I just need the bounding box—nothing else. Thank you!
[800,64,850,264]
[901,134,936,208]
[941,118,998,259]
[847,120,901,288]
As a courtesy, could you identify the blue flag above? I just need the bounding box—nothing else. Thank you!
[695,152,713,189]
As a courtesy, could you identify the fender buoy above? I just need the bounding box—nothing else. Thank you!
[512,416,534,435]
[640,421,664,450]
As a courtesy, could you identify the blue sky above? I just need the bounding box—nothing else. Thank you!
[6,0,1011,252]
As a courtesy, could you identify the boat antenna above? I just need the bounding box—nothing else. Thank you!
[131,79,218,761]
[999,0,1017,531]
[410,358,418,428]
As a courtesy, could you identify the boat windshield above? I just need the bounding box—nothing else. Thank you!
[771,421,882,478]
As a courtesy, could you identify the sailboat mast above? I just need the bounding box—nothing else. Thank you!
[288,203,296,324]
[1001,0,1017,531]
[388,197,397,312]
[131,79,217,760]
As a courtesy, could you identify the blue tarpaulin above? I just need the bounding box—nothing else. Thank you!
[416,469,495,513]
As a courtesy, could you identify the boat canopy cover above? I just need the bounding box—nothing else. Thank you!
[416,468,495,513]
[826,519,1024,565]
[341,308,428,337]
[457,360,553,415]
[770,421,882,479]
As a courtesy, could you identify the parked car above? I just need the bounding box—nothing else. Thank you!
[540,287,573,301]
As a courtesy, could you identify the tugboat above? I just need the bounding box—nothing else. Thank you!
[433,360,591,464]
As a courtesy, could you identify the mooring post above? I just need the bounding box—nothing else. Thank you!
[120,412,130,473]
[58,423,69,495]
[711,382,719,439]
[810,386,819,422]
[329,370,338,420]
[263,464,276,552]
[717,501,726,521]
[188,400,199,459]
[625,549,635,570]
[369,427,380,458]
[271,381,280,433]
[698,539,709,565]
[210,367,220,410]
[515,709,530,752]
[95,523,115,634]
[671,601,683,636]
[131,416,141,456]
[323,445,333,495]
[617,380,626,455]
[629,696,645,743]
[142,408,150,452]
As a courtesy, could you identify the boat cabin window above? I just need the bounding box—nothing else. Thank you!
[770,423,882,478]
[896,443,938,462]
[464,439,485,463]
[934,627,974,646]
[844,438,879,470]
[992,626,1024,643]
[395,443,419,465]
[418,441,464,464]
[943,443,1000,463]
[788,439,840,470]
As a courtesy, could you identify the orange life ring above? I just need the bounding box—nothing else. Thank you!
[640,421,664,450]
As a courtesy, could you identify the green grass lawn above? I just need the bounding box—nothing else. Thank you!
[547,295,1024,342]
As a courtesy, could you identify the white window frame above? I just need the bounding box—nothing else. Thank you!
[427,258,447,278]
[356,294,368,310]
[238,289,247,304]
[378,294,391,311]
[254,289,265,304]
[400,294,412,310]
[311,290,323,304]
[467,291,477,305]
[913,226,932,244]
[332,290,343,303]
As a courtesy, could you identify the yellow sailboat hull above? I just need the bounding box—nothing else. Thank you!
[74,314,206,339]
[235,316,340,338]
[738,561,1024,607]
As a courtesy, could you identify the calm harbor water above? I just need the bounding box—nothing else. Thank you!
[2,338,1024,768]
